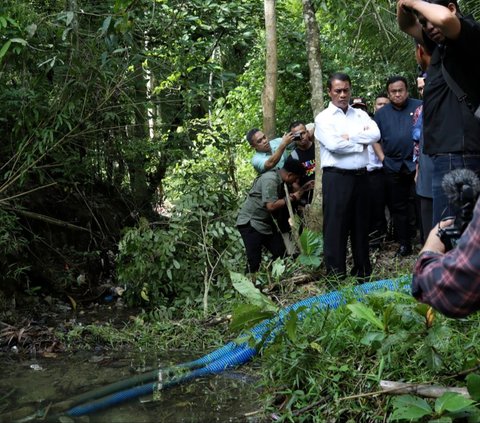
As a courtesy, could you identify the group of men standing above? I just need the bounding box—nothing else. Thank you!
[236,0,480,289]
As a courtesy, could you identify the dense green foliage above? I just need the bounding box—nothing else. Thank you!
[0,0,425,303]
[256,288,480,421]
[3,1,480,419]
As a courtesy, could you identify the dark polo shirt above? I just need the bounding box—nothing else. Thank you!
[374,98,422,173]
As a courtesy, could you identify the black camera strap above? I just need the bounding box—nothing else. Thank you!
[441,60,480,121]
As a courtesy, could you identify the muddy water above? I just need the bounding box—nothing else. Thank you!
[0,350,263,422]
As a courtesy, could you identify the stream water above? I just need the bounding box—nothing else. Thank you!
[0,350,263,422]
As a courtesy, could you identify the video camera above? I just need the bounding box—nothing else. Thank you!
[438,169,480,251]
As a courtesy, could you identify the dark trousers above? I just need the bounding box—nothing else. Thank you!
[432,154,480,223]
[367,169,387,243]
[385,169,416,246]
[322,169,371,279]
[237,223,286,274]
[418,195,433,244]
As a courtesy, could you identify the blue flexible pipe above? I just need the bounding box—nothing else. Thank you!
[63,276,411,418]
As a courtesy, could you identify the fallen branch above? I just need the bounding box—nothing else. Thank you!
[4,205,92,233]
[203,314,232,327]
[379,380,470,399]
[263,273,322,294]
[338,380,470,403]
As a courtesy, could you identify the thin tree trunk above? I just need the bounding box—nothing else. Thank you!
[302,0,324,117]
[301,0,324,232]
[129,57,151,216]
[262,0,277,139]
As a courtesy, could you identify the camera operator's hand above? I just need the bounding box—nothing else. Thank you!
[419,218,455,255]
[281,132,295,147]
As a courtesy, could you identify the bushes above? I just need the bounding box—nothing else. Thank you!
[117,169,244,311]
[257,289,480,421]
[0,210,29,284]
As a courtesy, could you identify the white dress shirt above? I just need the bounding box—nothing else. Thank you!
[314,102,381,170]
[367,145,383,171]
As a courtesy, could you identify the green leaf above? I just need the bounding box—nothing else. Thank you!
[0,40,12,60]
[347,302,384,331]
[467,373,480,401]
[284,310,298,342]
[360,331,385,347]
[297,254,321,267]
[299,228,322,255]
[101,16,112,36]
[391,395,432,421]
[229,271,277,312]
[434,392,475,414]
[230,303,275,332]
[422,345,443,371]
[65,11,74,26]
[140,288,149,302]
[271,260,285,279]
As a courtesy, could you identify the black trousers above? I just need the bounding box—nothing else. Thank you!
[237,223,286,274]
[385,169,416,246]
[367,169,387,242]
[418,194,433,244]
[322,168,371,279]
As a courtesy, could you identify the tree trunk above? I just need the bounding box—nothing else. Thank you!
[128,58,151,217]
[262,0,277,139]
[302,0,324,232]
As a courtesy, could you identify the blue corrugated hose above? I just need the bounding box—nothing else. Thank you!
[63,276,411,418]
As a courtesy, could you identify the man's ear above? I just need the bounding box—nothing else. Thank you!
[447,3,457,14]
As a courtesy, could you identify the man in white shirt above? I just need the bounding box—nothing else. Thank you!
[315,72,381,281]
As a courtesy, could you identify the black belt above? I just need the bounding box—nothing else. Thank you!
[323,167,367,176]
[368,168,384,175]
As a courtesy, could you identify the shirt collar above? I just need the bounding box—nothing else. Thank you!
[327,101,352,115]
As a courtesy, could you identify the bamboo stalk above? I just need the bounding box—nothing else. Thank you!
[283,183,303,254]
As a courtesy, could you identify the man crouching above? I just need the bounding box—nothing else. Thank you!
[236,156,314,275]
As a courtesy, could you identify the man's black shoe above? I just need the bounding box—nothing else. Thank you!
[396,244,412,257]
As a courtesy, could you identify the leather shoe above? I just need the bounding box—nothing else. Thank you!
[396,244,412,257]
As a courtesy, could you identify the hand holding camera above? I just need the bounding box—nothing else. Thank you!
[437,169,480,251]
[292,131,303,142]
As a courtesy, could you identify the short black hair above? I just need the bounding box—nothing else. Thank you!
[282,156,305,176]
[289,121,306,131]
[327,72,351,90]
[246,128,260,144]
[386,75,408,91]
[426,0,459,9]
[376,92,389,100]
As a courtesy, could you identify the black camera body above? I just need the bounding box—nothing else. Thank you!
[292,132,302,141]
[438,169,480,251]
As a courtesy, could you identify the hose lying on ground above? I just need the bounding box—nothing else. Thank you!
[9,276,411,422]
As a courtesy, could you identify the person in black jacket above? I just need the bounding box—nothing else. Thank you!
[397,0,480,224]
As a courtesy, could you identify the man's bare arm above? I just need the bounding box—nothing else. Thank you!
[372,142,385,162]
[263,133,295,171]
[397,0,461,41]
